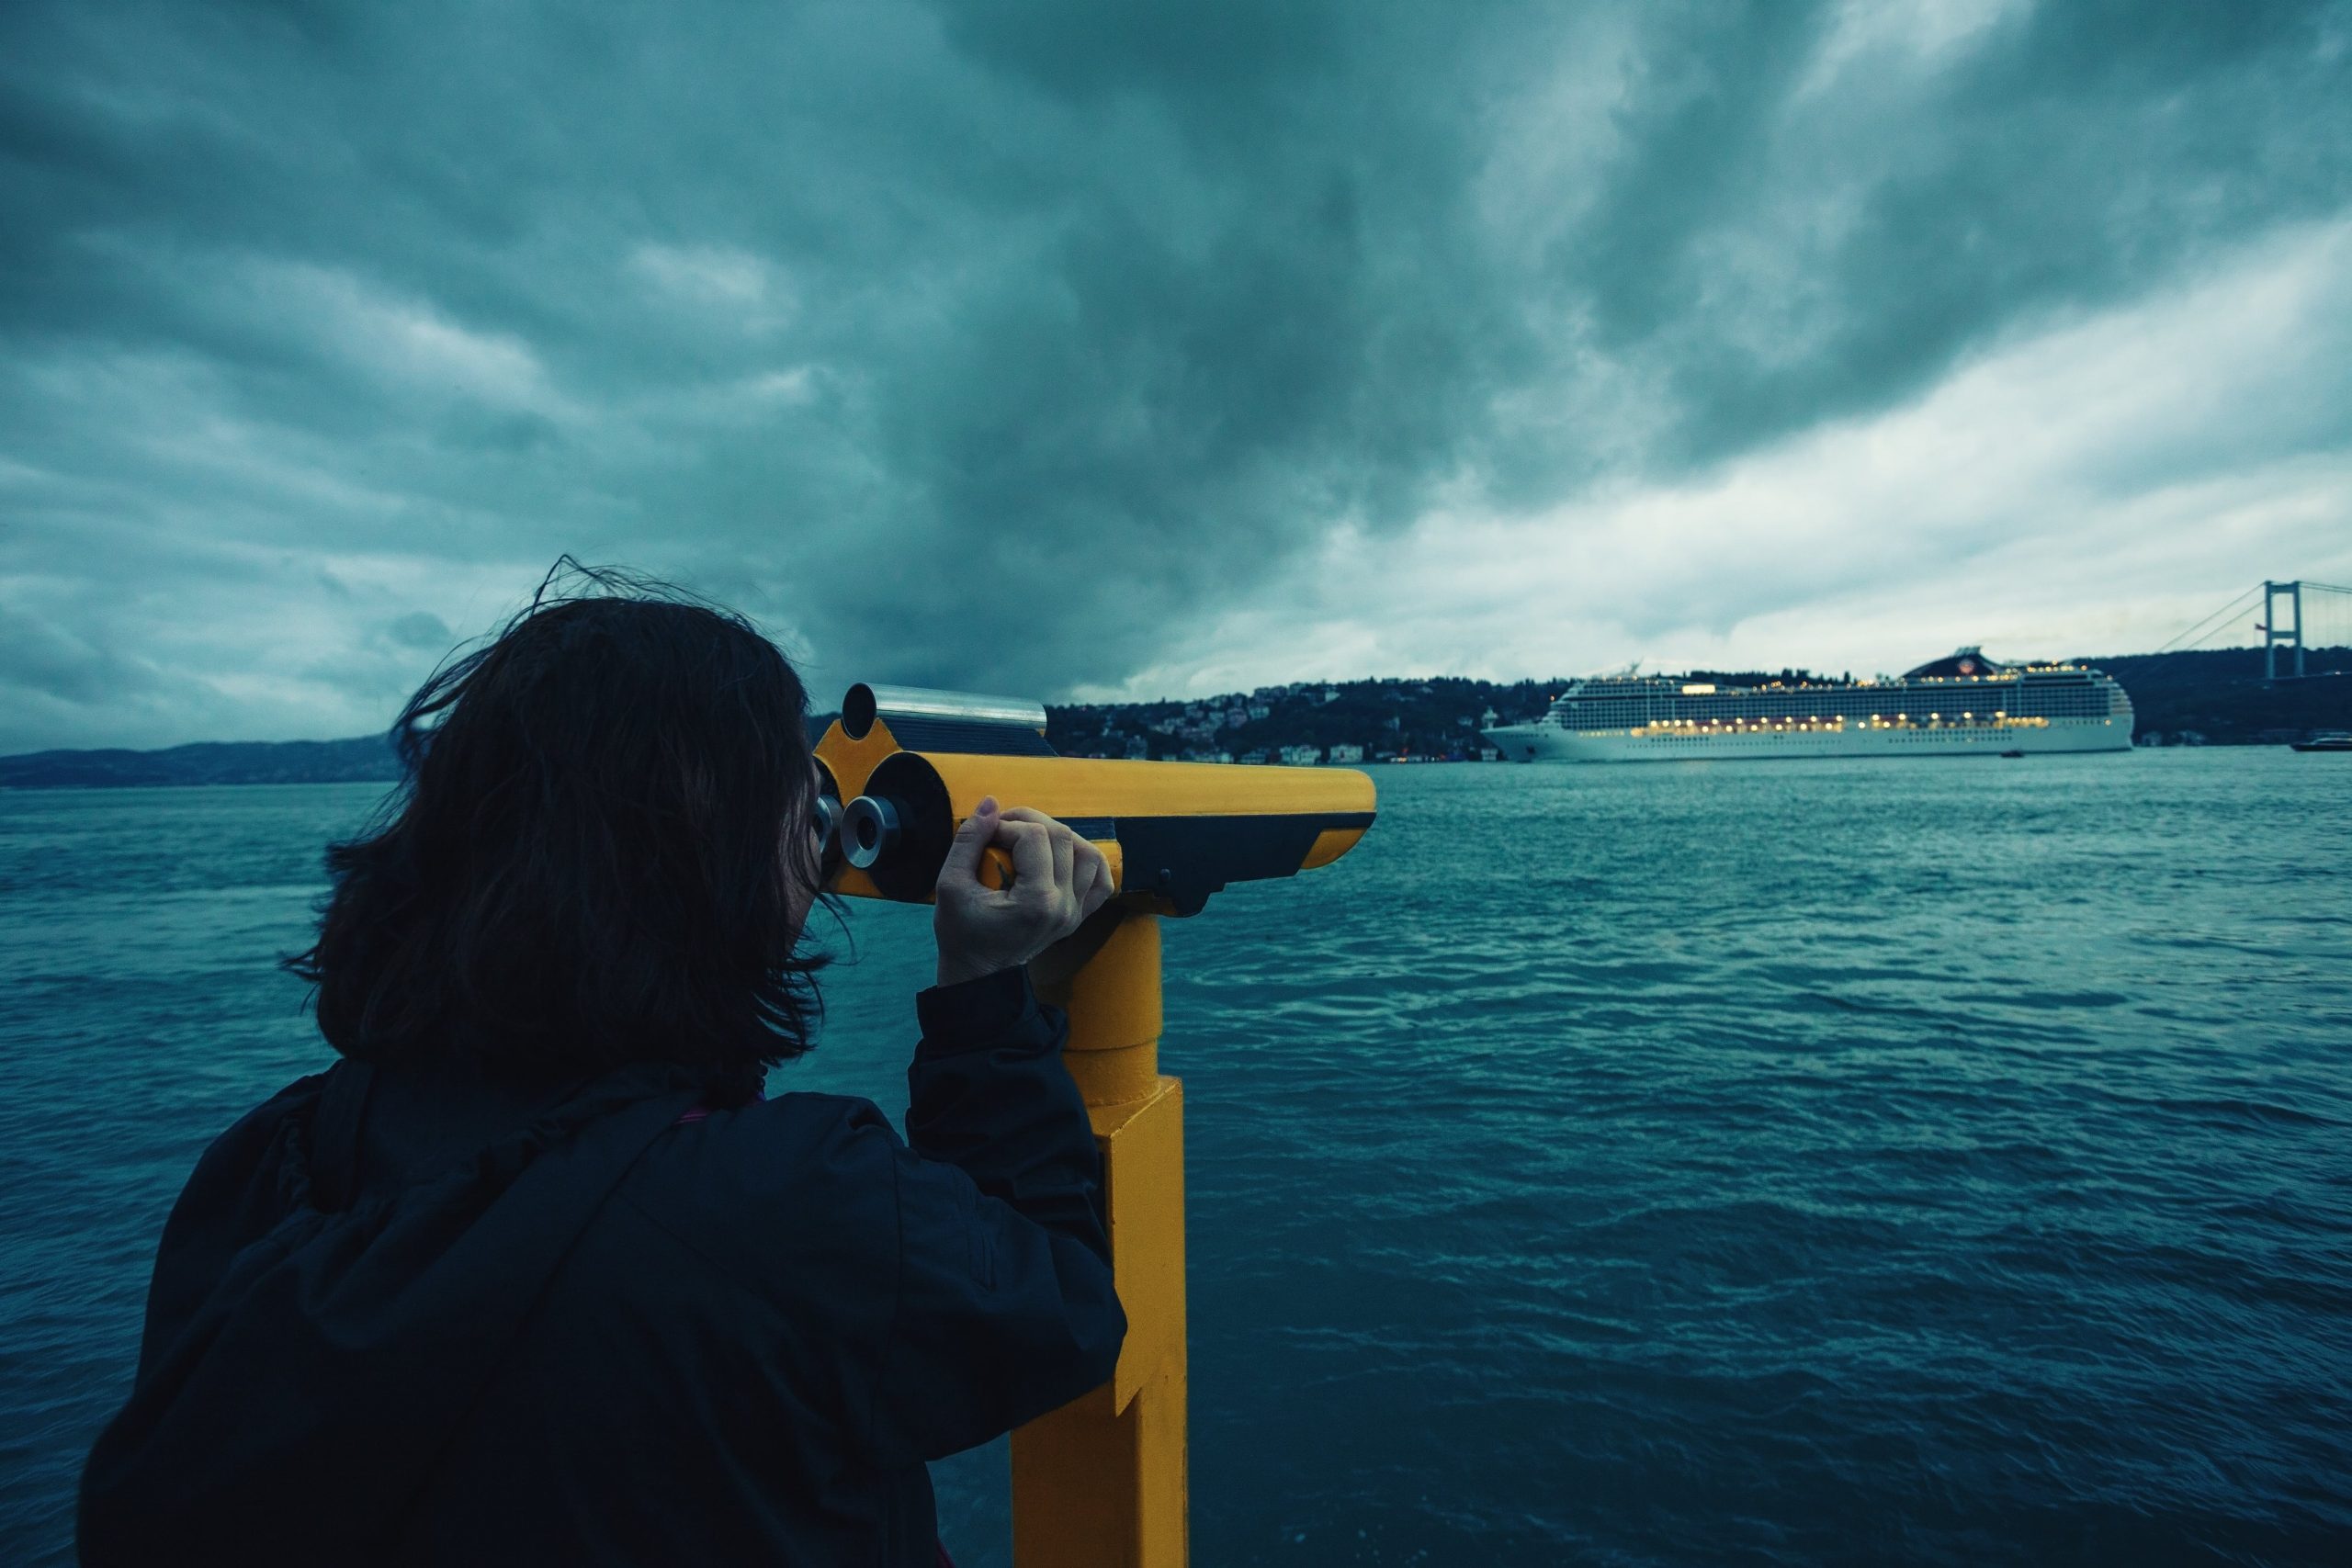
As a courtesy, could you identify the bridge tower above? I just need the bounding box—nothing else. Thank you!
[2263,581,2305,682]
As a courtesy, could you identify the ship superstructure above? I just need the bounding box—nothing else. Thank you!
[1482,648,2132,763]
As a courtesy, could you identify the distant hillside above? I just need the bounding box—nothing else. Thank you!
[5,648,2346,787]
[0,716,842,790]
[0,735,403,790]
[1046,649,2352,761]
[1046,675,1559,763]
[2088,647,2352,746]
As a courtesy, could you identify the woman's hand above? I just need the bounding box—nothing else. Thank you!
[933,798,1115,987]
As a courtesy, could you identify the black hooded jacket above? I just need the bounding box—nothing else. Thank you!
[78,967,1125,1565]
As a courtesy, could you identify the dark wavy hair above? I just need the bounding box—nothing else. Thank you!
[287,564,828,1103]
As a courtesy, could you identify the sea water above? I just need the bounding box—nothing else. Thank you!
[2,752,2346,1565]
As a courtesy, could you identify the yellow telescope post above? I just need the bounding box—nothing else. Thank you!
[1011,912,1185,1567]
[813,683,1374,1568]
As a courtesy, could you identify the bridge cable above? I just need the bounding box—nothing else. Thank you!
[2154,585,2263,654]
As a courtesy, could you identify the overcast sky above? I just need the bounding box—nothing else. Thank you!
[4,0,2350,751]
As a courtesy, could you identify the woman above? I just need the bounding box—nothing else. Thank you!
[79,576,1125,1565]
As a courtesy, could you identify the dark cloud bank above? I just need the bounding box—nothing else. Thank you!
[2,0,2348,749]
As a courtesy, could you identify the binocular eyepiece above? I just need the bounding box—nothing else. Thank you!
[808,790,900,872]
[839,794,899,871]
[815,682,1374,916]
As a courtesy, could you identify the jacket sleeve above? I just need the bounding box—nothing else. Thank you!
[864,966,1126,1463]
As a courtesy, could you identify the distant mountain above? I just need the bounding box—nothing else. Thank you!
[0,736,403,790]
[0,716,842,790]
[4,648,2346,788]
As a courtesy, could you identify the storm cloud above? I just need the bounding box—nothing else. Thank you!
[3,0,2349,749]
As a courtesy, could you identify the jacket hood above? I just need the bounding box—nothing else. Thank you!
[78,1060,708,1566]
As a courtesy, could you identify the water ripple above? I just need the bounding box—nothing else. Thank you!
[4,756,2350,1565]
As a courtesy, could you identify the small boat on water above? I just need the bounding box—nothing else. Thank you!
[2290,731,2352,752]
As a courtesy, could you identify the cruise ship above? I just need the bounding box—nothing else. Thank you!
[1483,648,2133,763]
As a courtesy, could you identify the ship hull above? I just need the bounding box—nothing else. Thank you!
[1483,718,2132,763]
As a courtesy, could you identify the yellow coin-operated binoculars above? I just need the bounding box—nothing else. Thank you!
[815,683,1375,1568]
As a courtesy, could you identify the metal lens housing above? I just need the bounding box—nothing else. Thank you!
[841,682,1048,741]
[841,795,900,870]
[811,761,846,882]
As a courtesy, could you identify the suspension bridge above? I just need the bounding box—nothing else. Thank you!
[2154,580,2352,681]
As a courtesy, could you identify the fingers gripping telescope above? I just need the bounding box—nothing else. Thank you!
[814,682,1375,914]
